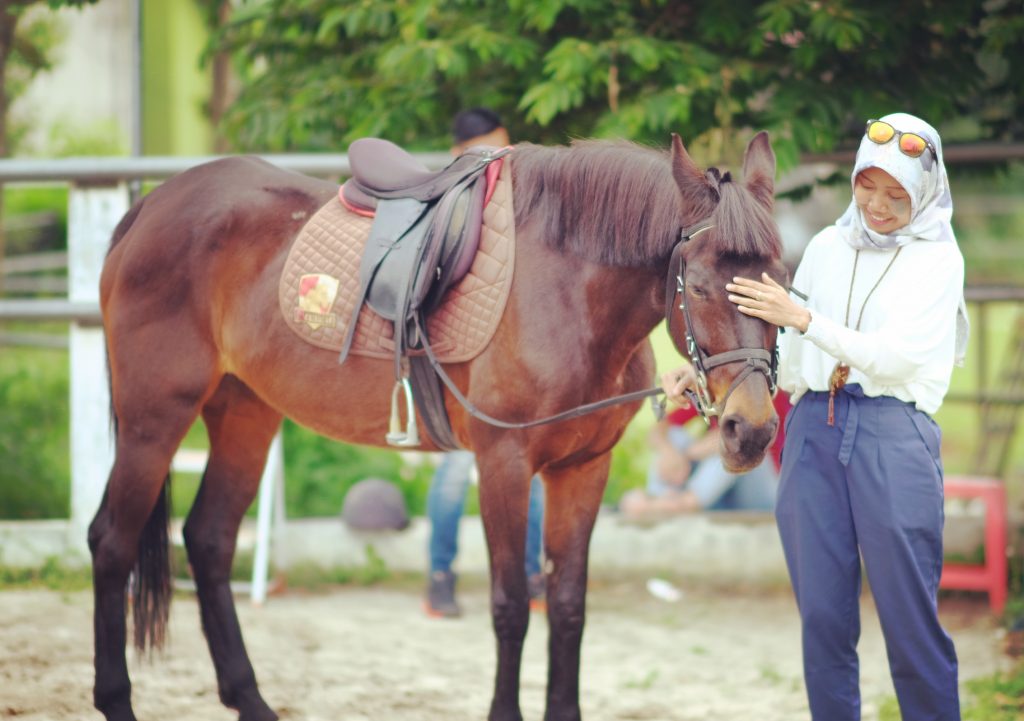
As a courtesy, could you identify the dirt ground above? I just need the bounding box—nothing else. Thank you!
[0,579,1013,721]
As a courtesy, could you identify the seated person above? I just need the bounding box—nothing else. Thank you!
[620,390,789,517]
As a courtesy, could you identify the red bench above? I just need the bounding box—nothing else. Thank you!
[940,476,1008,615]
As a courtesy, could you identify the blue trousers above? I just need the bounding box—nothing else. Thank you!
[427,450,545,577]
[776,386,959,721]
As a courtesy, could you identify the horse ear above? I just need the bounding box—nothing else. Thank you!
[670,133,709,196]
[742,131,776,210]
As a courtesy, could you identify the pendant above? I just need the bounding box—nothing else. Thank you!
[827,362,849,426]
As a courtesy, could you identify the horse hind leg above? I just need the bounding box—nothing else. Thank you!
[183,376,282,721]
[89,384,211,720]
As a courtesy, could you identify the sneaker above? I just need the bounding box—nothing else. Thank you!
[425,570,462,618]
[527,572,546,612]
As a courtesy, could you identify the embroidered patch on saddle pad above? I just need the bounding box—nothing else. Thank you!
[278,162,516,363]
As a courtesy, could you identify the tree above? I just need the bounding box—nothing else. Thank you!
[0,0,95,285]
[209,0,1023,167]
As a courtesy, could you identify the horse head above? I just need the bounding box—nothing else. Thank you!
[666,132,788,472]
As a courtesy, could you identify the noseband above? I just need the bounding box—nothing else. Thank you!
[665,221,779,424]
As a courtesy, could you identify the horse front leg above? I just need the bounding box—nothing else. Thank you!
[477,451,534,721]
[540,453,611,721]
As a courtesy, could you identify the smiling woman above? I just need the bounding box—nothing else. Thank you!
[853,166,911,233]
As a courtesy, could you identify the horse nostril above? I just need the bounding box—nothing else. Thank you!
[721,415,742,443]
[720,413,777,457]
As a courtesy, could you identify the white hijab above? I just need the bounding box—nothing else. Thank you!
[835,112,968,366]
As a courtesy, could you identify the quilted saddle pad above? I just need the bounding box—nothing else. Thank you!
[278,160,516,363]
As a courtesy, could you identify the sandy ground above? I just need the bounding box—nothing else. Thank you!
[0,580,1013,721]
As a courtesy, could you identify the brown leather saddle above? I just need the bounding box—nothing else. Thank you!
[338,138,510,449]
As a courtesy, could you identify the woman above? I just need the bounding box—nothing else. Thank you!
[664,113,968,720]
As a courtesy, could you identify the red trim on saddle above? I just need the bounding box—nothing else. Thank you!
[338,188,376,217]
[482,154,507,207]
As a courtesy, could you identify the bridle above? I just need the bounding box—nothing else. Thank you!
[664,220,779,424]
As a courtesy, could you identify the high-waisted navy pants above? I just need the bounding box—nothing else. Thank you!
[776,385,960,721]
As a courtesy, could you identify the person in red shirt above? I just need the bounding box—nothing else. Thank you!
[621,390,789,517]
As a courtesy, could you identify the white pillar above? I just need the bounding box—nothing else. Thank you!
[251,429,284,605]
[68,183,130,554]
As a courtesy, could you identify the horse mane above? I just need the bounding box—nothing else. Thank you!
[705,169,781,259]
[510,139,780,266]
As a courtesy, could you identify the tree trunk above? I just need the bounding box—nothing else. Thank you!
[0,1,19,294]
[209,0,233,153]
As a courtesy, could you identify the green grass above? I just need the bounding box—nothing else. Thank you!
[0,556,91,591]
[963,663,1024,720]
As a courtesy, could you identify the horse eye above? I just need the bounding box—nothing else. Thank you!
[689,286,707,299]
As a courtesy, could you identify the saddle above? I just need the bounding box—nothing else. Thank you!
[338,138,511,449]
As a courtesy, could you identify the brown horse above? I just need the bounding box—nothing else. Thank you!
[89,132,786,721]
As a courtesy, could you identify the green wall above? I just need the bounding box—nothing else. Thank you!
[142,0,213,155]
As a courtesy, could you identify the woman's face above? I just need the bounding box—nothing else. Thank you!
[853,166,911,234]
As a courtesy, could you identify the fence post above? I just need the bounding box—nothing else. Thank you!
[67,183,130,554]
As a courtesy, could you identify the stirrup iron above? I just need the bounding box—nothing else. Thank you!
[386,377,420,447]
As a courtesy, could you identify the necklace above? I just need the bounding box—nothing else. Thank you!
[827,247,902,426]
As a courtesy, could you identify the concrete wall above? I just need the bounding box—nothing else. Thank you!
[1,511,986,590]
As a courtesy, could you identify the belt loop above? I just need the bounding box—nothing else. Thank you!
[837,393,859,466]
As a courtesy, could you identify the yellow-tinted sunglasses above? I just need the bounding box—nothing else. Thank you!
[865,119,936,159]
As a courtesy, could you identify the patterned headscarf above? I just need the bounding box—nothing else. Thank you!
[836,112,968,365]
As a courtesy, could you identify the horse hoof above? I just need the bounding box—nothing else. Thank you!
[99,699,138,721]
[238,708,279,721]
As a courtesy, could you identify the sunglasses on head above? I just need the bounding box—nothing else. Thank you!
[865,119,936,159]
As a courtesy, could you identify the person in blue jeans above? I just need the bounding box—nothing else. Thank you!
[424,107,544,618]
[426,450,545,617]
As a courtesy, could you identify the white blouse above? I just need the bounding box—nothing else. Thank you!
[779,225,965,415]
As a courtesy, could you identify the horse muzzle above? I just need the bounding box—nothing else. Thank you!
[718,408,778,473]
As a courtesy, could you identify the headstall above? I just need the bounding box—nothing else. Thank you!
[665,221,779,424]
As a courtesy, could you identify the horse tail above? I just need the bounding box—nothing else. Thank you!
[102,193,173,652]
[131,474,172,653]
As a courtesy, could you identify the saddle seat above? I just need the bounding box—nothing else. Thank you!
[346,137,444,202]
[342,137,508,211]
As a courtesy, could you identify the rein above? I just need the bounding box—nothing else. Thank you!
[414,313,665,431]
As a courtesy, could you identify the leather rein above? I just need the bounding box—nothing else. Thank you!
[414,218,778,433]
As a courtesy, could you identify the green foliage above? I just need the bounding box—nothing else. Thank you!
[282,421,435,518]
[963,663,1024,720]
[0,556,90,590]
[2,186,67,255]
[0,347,70,519]
[210,0,1023,168]
[41,118,128,157]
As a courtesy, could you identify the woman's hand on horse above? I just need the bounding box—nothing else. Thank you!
[727,273,811,332]
[660,365,697,408]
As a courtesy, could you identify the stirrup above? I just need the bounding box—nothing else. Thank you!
[386,377,420,447]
